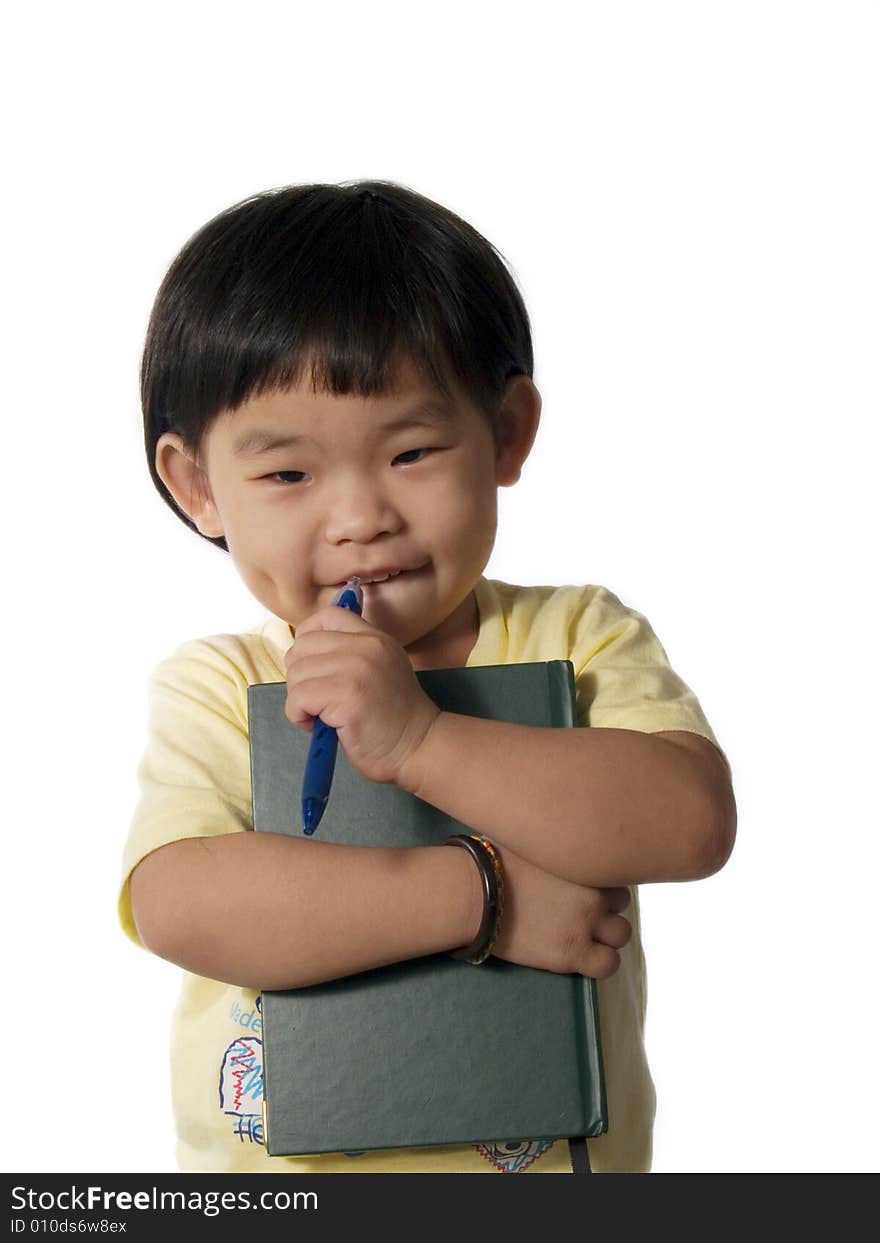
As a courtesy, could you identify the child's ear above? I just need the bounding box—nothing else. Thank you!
[155,433,225,539]
[494,375,542,487]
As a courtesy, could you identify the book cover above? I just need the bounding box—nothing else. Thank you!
[248,660,608,1157]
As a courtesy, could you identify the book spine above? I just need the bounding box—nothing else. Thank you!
[571,974,609,1136]
[549,661,609,1134]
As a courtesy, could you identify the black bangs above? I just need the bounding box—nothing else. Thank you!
[142,180,533,549]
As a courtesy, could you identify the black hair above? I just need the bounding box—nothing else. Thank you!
[141,179,534,550]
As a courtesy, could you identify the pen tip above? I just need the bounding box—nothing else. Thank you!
[302,797,326,835]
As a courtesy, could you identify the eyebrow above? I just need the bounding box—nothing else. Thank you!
[232,400,456,458]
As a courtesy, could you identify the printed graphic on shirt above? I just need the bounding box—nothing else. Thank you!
[219,996,265,1145]
[475,1139,556,1173]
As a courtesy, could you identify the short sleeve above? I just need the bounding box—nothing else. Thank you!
[118,638,254,947]
[570,587,727,763]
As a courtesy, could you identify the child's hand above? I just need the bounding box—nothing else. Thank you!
[491,846,633,979]
[284,606,440,786]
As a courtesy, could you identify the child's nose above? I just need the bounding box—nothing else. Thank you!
[323,479,404,545]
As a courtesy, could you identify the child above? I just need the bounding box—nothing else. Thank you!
[120,180,736,1175]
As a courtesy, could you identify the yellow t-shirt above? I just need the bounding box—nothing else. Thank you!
[119,578,725,1174]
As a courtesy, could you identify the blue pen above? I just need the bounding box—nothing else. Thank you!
[301,576,364,835]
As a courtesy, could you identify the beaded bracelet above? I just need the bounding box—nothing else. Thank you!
[444,834,505,965]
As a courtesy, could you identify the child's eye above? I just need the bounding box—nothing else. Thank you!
[268,470,308,485]
[393,448,431,466]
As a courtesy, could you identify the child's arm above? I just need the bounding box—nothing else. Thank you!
[129,830,632,989]
[287,608,736,894]
[400,716,736,889]
[129,833,480,990]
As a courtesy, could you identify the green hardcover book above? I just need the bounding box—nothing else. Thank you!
[248,660,608,1157]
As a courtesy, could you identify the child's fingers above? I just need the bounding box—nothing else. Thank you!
[294,607,375,639]
[594,913,633,951]
[582,944,621,981]
[603,886,631,914]
[285,631,363,670]
[284,631,384,680]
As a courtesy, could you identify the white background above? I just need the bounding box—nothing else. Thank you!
[3,1,877,1175]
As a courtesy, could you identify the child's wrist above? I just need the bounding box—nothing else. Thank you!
[396,707,446,798]
[397,843,484,957]
[433,841,485,953]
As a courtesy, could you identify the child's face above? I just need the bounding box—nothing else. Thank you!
[160,355,540,668]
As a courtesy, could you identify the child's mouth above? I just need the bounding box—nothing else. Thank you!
[359,564,428,590]
[333,563,429,590]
